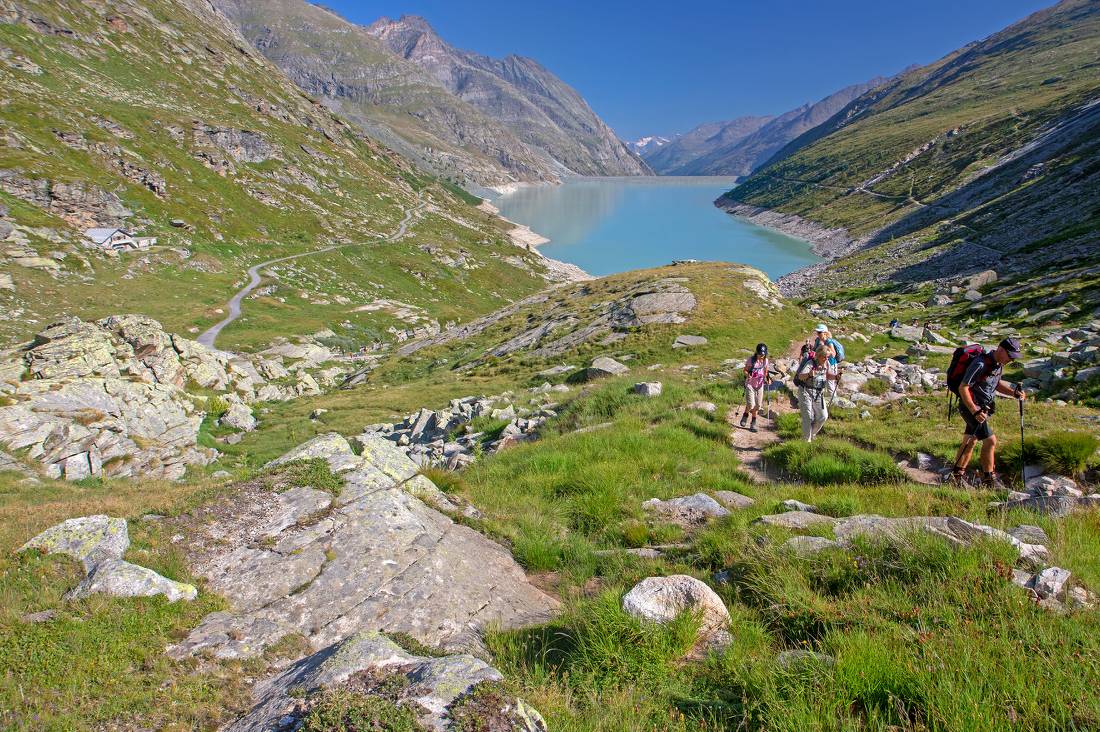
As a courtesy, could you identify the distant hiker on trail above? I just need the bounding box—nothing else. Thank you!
[795,344,837,442]
[948,337,1026,489]
[889,318,900,329]
[741,343,771,432]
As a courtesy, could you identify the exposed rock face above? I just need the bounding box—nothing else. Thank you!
[226,631,545,731]
[19,515,196,602]
[754,510,836,530]
[397,275,699,365]
[169,433,558,661]
[0,315,269,480]
[0,170,133,228]
[365,15,650,179]
[622,575,731,653]
[214,1,648,186]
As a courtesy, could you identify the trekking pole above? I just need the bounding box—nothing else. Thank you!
[1018,396,1026,488]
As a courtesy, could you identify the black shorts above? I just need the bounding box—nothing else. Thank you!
[961,404,994,440]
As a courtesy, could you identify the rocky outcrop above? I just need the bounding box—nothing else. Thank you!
[19,515,196,602]
[0,170,133,229]
[0,314,321,481]
[226,631,546,731]
[397,275,699,365]
[169,433,558,661]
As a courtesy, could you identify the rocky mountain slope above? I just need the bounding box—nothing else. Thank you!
[365,14,652,181]
[646,79,885,176]
[643,115,772,175]
[719,0,1100,293]
[213,2,650,188]
[0,0,558,351]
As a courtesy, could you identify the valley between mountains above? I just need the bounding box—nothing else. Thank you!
[1,1,1100,731]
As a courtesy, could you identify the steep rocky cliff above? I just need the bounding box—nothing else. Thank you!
[366,14,652,181]
[213,3,650,187]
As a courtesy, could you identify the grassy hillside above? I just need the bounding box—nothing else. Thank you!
[4,261,1100,730]
[722,0,1100,291]
[0,0,550,349]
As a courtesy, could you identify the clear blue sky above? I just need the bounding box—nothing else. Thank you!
[322,0,1056,140]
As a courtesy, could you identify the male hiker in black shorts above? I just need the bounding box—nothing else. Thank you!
[950,337,1026,489]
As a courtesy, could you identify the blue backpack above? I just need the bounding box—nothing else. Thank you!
[815,336,845,363]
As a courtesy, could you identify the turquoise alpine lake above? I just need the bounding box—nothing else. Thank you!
[492,176,821,278]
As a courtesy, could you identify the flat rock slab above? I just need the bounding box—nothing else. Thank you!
[754,511,836,530]
[644,493,729,528]
[713,490,755,510]
[672,335,708,348]
[782,536,839,555]
[171,434,558,660]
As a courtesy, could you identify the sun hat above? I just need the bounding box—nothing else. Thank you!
[815,324,828,333]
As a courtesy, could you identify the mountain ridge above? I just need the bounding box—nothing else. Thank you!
[719,0,1100,295]
[647,79,887,177]
[213,2,649,187]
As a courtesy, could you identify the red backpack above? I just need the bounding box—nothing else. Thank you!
[946,344,988,396]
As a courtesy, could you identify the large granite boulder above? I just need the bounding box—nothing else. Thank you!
[622,575,731,653]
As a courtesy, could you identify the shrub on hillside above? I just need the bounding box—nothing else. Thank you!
[1036,431,1098,477]
[764,439,906,485]
[301,688,423,731]
[206,396,229,421]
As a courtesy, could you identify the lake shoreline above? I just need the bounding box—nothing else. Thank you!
[491,177,819,280]
[477,199,591,282]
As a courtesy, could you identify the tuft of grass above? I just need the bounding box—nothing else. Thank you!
[418,467,468,495]
[764,438,907,485]
[300,688,424,732]
[1035,431,1098,477]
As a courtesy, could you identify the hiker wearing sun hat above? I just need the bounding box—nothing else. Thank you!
[949,336,1027,490]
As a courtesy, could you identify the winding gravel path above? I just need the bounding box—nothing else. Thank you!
[197,195,425,349]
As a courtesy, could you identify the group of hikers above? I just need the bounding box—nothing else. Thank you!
[740,323,1026,490]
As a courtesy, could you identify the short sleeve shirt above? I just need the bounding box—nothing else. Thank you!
[962,352,1003,411]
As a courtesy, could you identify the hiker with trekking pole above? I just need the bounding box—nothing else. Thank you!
[794,344,838,442]
[740,343,772,432]
[945,337,1026,490]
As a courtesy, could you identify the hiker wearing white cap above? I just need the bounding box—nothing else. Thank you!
[794,344,837,441]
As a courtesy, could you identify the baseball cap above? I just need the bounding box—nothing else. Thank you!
[815,323,828,332]
[999,337,1022,359]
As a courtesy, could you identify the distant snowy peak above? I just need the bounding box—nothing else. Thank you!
[629,135,672,154]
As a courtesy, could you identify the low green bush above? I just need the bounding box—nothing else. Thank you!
[301,688,423,731]
[1036,431,1098,477]
[206,396,229,420]
[863,378,890,396]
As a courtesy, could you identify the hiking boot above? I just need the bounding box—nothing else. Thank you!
[740,413,748,428]
[946,468,970,488]
[982,472,1007,492]
[750,418,758,433]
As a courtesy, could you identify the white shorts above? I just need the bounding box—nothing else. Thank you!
[745,384,765,410]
